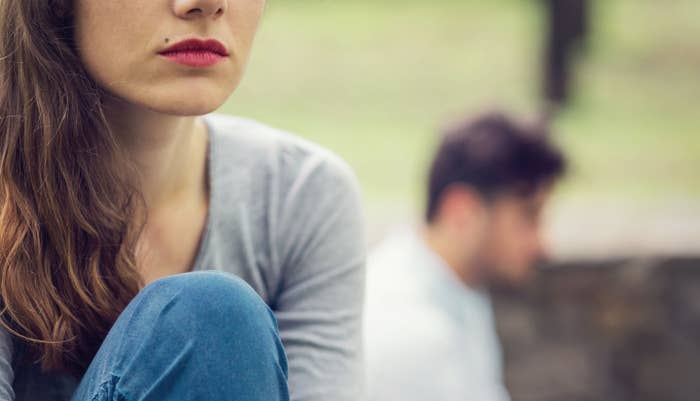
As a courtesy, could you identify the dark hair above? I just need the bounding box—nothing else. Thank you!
[0,0,144,376]
[426,111,566,222]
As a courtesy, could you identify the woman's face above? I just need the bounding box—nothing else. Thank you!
[74,0,265,115]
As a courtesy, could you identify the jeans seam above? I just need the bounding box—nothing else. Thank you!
[88,374,131,401]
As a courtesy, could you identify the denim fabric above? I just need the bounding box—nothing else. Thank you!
[69,271,289,401]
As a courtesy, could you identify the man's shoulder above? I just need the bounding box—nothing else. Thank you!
[365,228,434,301]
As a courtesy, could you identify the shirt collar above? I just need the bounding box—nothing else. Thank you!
[397,225,491,310]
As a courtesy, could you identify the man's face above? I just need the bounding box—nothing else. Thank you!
[478,186,553,286]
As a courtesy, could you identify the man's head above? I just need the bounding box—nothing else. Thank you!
[425,111,566,287]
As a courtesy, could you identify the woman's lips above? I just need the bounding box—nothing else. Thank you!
[159,51,226,67]
[158,38,228,68]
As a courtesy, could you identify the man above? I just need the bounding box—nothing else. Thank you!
[364,111,566,401]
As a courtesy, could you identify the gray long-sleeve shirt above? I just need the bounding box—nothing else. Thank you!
[1,113,367,401]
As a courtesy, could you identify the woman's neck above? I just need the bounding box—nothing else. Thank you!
[103,97,209,212]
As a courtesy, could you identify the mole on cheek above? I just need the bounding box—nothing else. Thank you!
[165,38,170,43]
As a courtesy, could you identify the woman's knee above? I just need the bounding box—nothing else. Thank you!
[112,270,286,373]
[73,271,289,401]
[136,271,276,332]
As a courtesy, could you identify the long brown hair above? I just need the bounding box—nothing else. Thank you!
[0,0,145,376]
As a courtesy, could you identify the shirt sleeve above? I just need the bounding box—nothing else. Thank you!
[0,327,15,401]
[273,149,367,401]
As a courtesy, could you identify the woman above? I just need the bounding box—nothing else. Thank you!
[0,1,366,400]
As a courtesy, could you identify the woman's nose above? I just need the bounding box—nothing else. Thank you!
[173,0,227,19]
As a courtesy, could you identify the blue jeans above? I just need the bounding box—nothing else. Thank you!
[69,271,289,401]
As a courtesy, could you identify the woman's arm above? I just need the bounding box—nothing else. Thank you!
[274,150,367,401]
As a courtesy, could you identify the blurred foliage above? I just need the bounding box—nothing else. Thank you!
[221,0,700,218]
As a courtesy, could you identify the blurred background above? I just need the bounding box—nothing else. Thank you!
[220,0,700,400]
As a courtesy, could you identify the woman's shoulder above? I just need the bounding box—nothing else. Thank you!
[202,113,359,195]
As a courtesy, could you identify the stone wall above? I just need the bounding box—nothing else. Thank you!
[492,257,700,401]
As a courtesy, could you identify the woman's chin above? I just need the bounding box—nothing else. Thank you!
[139,95,228,116]
[147,102,223,117]
[107,83,233,116]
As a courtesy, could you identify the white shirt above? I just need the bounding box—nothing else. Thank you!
[364,226,511,401]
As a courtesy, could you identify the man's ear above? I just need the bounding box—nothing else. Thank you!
[435,183,486,229]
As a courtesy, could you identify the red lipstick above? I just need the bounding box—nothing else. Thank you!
[158,38,228,68]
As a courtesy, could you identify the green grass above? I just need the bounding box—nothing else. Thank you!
[220,0,700,218]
